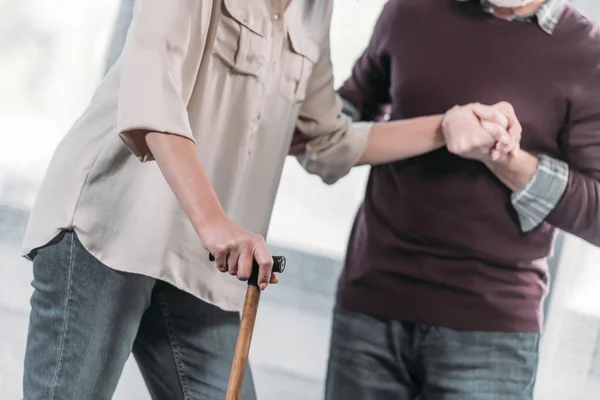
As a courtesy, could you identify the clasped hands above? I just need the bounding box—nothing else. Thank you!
[442,101,521,162]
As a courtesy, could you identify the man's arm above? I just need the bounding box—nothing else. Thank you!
[485,91,600,247]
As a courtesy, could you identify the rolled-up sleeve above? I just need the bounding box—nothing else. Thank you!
[298,114,372,184]
[296,0,398,184]
[117,0,212,161]
[295,6,373,184]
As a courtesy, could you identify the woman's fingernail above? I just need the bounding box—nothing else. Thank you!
[260,283,267,290]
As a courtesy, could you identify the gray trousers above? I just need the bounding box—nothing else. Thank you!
[325,306,540,400]
[23,231,256,400]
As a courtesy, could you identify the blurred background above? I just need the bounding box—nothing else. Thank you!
[1,0,600,399]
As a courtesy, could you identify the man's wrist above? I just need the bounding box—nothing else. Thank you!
[485,149,539,192]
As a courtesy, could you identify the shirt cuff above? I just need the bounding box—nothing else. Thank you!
[297,121,372,184]
[511,154,569,232]
[340,97,362,122]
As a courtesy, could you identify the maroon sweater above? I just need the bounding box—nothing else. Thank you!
[337,0,600,331]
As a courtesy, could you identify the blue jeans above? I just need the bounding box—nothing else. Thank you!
[325,306,539,400]
[23,231,256,400]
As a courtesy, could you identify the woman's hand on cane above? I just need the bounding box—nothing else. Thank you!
[199,215,278,290]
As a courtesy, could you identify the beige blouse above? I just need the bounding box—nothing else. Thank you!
[21,0,372,311]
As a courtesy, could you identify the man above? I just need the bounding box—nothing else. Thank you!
[308,0,600,399]
[20,0,517,399]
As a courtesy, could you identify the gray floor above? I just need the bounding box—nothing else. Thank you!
[0,204,342,400]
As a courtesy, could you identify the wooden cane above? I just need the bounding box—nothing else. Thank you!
[209,253,286,400]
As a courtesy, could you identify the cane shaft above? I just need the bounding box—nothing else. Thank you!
[226,285,261,400]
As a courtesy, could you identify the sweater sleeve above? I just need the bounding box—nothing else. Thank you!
[117,0,212,161]
[544,68,600,246]
[336,0,397,121]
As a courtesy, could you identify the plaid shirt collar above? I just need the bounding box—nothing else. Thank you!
[457,0,567,34]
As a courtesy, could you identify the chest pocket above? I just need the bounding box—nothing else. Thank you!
[279,26,319,104]
[213,0,269,79]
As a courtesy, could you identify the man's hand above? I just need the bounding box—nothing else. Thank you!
[198,215,278,290]
[475,101,522,161]
[443,102,521,162]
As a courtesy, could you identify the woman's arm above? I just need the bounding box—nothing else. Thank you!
[356,115,445,165]
[296,103,513,184]
[145,133,276,289]
[116,0,275,289]
[358,103,516,166]
[145,133,225,234]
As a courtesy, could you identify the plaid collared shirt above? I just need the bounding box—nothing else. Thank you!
[342,0,570,232]
[458,0,567,34]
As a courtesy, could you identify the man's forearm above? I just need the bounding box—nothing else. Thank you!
[356,115,445,166]
[485,149,539,192]
[146,132,226,233]
[484,150,572,235]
